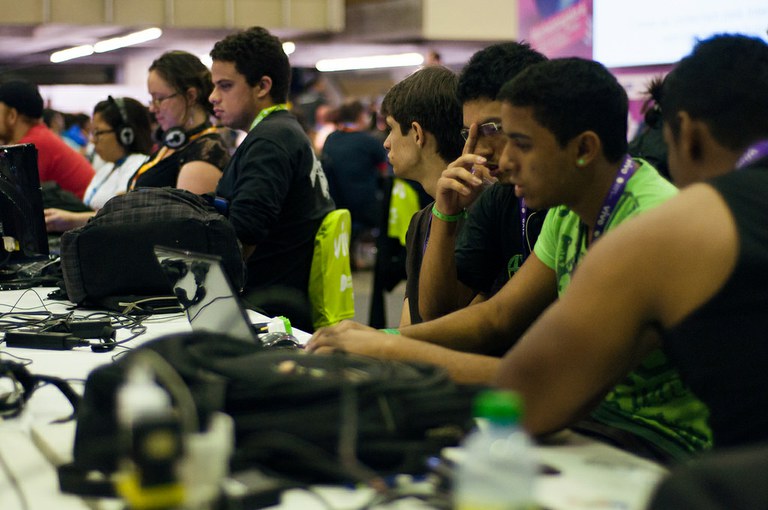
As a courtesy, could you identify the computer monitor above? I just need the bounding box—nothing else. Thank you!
[0,143,49,267]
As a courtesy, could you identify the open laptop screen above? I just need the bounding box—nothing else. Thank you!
[154,246,257,343]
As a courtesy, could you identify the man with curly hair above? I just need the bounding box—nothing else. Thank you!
[209,27,335,330]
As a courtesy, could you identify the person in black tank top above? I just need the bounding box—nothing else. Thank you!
[489,34,768,451]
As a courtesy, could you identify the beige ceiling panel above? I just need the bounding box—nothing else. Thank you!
[233,0,283,28]
[289,0,330,30]
[423,0,518,40]
[50,0,104,25]
[114,0,166,25]
[0,1,44,24]
[172,0,228,27]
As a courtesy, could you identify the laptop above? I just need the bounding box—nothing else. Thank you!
[153,246,302,348]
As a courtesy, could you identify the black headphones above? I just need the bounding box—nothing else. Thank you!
[108,96,135,148]
[162,127,187,149]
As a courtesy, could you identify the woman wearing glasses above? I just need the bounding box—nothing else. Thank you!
[44,97,154,232]
[128,50,230,193]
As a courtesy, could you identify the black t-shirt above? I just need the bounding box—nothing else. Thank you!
[215,110,335,296]
[663,162,768,448]
[404,202,469,325]
[455,184,546,296]
[131,127,230,189]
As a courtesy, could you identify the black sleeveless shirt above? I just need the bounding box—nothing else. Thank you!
[662,160,768,447]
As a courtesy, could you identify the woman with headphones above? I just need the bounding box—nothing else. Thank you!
[44,96,154,232]
[128,50,230,193]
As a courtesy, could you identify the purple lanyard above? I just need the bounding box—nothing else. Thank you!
[735,140,768,170]
[591,155,637,243]
[520,198,530,260]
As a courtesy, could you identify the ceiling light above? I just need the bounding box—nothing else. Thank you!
[94,28,162,53]
[198,54,213,68]
[315,52,424,72]
[282,41,296,56]
[49,27,162,63]
[50,45,94,63]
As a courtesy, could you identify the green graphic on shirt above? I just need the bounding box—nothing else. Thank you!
[507,254,523,277]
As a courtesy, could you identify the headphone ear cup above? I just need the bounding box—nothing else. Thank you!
[108,96,135,149]
[163,127,187,149]
[118,125,135,147]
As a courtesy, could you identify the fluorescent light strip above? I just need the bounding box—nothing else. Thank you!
[94,28,162,53]
[316,52,424,72]
[50,45,95,63]
[50,28,162,63]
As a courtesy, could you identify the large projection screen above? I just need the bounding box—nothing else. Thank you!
[594,0,768,67]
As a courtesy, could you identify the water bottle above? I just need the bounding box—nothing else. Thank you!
[454,390,537,510]
[116,362,185,509]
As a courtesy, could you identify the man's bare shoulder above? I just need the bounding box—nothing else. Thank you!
[573,182,738,328]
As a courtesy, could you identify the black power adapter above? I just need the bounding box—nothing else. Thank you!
[4,331,90,350]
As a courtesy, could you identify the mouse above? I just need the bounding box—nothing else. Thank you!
[259,332,301,350]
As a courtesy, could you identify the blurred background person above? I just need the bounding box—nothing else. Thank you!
[0,79,95,200]
[322,99,388,268]
[61,112,91,156]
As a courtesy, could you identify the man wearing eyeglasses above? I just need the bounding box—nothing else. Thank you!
[418,43,549,324]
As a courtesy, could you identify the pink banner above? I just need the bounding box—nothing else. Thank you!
[519,0,593,59]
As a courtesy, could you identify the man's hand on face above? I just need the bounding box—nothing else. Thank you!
[434,123,495,216]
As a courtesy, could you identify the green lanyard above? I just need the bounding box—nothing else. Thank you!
[249,103,289,131]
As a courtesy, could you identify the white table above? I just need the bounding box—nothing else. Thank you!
[0,288,667,510]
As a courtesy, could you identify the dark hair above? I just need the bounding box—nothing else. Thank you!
[381,66,464,163]
[498,58,629,162]
[210,26,291,103]
[93,97,154,154]
[336,100,365,124]
[661,34,768,152]
[149,50,214,115]
[457,42,547,105]
[628,76,670,180]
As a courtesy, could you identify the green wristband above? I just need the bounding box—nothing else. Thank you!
[380,328,401,335]
[431,204,467,222]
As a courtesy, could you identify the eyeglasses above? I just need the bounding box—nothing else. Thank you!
[91,129,115,139]
[460,121,503,141]
[149,93,180,107]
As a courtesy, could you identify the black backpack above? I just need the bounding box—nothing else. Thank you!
[59,187,244,309]
[69,332,478,487]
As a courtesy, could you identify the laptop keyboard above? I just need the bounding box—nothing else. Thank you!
[10,257,60,279]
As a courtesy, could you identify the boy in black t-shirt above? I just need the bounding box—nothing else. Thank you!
[209,27,334,330]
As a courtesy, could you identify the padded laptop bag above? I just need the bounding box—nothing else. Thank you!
[60,187,245,307]
[68,332,479,486]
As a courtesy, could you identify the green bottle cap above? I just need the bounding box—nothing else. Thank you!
[473,390,523,424]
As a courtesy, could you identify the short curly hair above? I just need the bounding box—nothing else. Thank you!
[457,42,546,105]
[661,34,768,153]
[210,27,291,103]
[499,58,629,163]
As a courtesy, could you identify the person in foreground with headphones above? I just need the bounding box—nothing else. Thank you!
[128,50,230,194]
[44,96,154,232]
